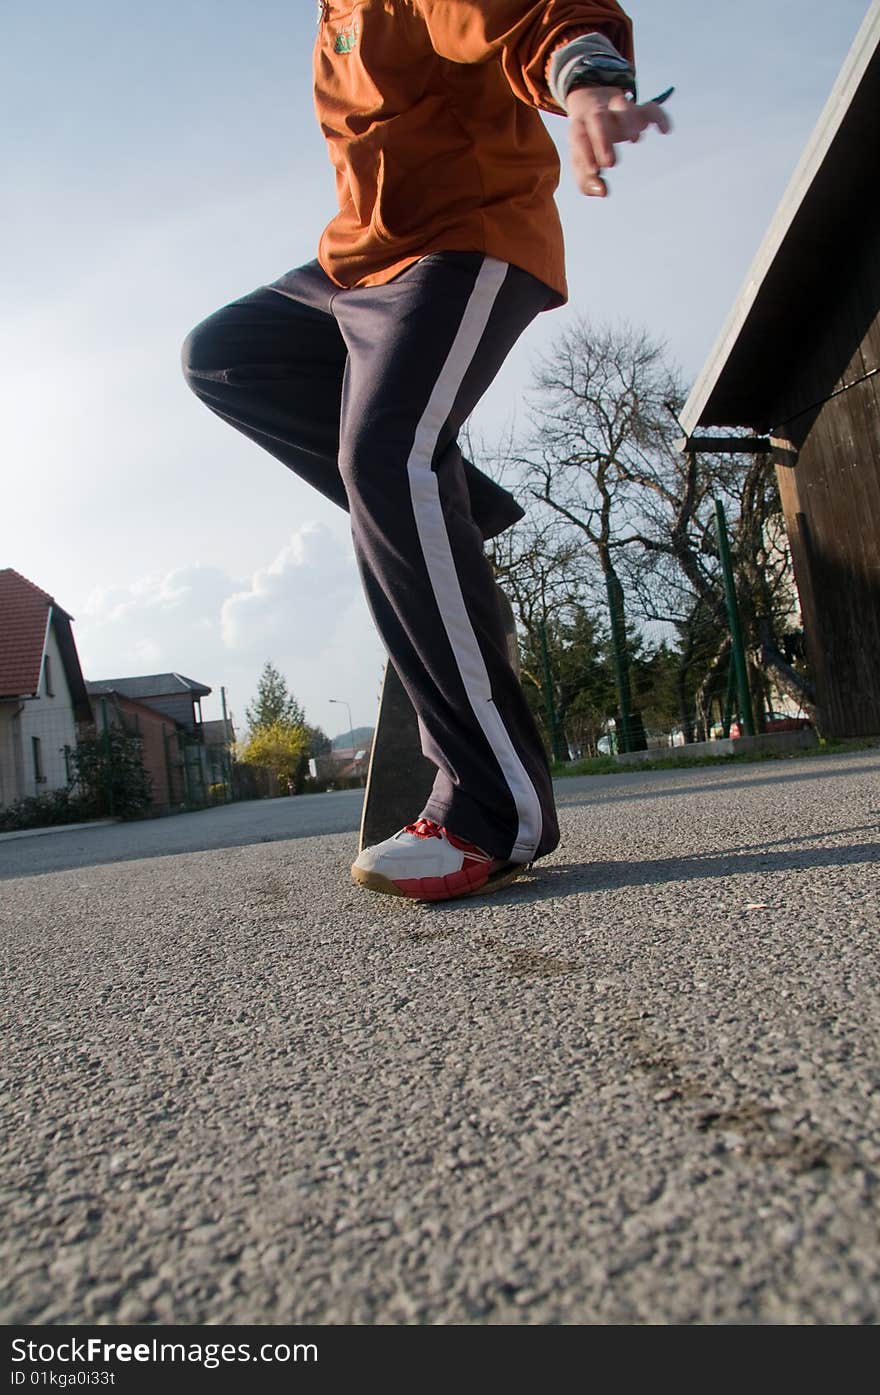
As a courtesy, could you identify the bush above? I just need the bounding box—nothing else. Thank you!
[207,783,227,804]
[70,727,152,820]
[0,788,90,832]
[1,728,155,830]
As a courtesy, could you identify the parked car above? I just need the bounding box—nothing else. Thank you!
[729,711,812,738]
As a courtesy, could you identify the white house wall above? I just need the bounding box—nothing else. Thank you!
[15,625,78,801]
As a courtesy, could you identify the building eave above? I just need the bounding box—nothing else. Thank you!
[50,608,92,723]
[680,1,880,437]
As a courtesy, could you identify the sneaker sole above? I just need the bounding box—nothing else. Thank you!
[351,860,528,902]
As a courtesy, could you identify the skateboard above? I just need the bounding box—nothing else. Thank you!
[358,583,520,851]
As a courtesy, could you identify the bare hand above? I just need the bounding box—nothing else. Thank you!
[565,86,672,197]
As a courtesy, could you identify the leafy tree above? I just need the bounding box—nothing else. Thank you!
[245,661,305,732]
[239,663,322,795]
[238,720,309,793]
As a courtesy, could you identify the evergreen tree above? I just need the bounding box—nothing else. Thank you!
[305,724,332,757]
[521,605,617,759]
[245,661,305,733]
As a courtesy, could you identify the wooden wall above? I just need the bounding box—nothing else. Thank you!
[771,214,880,737]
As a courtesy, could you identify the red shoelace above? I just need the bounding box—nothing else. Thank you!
[403,818,443,838]
[403,818,492,862]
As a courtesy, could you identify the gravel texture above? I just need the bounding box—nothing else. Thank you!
[2,751,879,1325]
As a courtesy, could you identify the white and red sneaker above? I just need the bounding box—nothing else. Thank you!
[351,818,525,901]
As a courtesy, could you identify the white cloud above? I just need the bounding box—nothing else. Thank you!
[83,566,233,644]
[221,524,356,656]
[219,525,387,735]
[72,526,386,737]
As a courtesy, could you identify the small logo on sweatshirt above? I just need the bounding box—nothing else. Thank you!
[333,21,359,54]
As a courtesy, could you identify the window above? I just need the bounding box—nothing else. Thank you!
[43,653,54,696]
[32,737,46,784]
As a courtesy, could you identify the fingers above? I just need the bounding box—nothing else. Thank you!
[608,92,672,141]
[565,86,674,197]
[567,90,617,197]
[606,91,642,143]
[583,107,616,170]
[633,98,673,136]
[568,119,609,197]
[647,100,673,135]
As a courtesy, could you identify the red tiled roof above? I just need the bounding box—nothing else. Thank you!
[0,569,69,699]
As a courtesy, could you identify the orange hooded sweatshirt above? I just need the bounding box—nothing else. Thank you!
[314,1,634,304]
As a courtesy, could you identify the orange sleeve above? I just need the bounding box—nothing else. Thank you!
[412,1,634,113]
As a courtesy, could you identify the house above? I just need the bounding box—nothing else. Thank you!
[0,569,91,808]
[85,687,187,813]
[87,672,211,733]
[312,738,372,788]
[87,673,215,806]
[678,2,880,736]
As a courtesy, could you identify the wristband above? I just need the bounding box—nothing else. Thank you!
[548,33,637,107]
[563,56,637,101]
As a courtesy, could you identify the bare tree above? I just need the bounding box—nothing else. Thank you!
[503,317,813,734]
[486,514,599,757]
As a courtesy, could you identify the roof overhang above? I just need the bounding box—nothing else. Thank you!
[679,1,880,441]
[51,608,92,724]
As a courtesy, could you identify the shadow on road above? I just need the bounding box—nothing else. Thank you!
[557,758,880,808]
[514,839,879,899]
[405,826,880,921]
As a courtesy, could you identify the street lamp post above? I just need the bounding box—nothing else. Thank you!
[329,698,354,761]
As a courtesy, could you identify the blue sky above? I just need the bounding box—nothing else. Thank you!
[1,1,870,736]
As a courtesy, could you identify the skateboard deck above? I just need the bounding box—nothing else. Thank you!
[358,584,520,852]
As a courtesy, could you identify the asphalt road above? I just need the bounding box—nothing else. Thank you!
[2,751,879,1325]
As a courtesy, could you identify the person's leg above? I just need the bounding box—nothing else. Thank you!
[334,253,560,869]
[180,260,524,539]
[181,262,351,512]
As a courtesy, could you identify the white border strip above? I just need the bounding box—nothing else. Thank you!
[405,257,543,863]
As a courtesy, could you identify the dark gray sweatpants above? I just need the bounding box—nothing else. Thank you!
[182,253,559,863]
